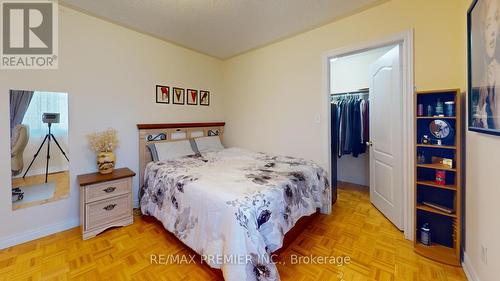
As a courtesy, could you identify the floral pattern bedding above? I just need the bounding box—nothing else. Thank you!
[140,147,331,281]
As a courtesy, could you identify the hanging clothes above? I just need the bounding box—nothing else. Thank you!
[361,99,369,153]
[331,92,369,158]
[330,102,338,204]
[343,99,352,154]
[351,98,362,157]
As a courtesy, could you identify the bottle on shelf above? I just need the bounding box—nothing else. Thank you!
[445,101,455,117]
[426,105,433,116]
[418,104,424,116]
[435,98,444,116]
[417,152,426,164]
[420,223,432,246]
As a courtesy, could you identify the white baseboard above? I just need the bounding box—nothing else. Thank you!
[0,217,79,250]
[462,252,481,281]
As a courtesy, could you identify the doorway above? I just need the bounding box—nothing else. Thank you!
[323,30,414,239]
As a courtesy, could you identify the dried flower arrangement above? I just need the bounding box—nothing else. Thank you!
[87,129,119,174]
[87,128,119,153]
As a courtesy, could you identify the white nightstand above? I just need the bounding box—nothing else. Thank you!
[77,168,136,240]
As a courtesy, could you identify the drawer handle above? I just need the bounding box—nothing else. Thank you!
[103,204,117,211]
[103,187,116,193]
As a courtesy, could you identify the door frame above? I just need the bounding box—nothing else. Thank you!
[322,29,415,240]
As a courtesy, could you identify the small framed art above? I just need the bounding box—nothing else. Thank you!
[187,89,198,105]
[173,87,185,105]
[200,90,210,106]
[156,85,170,104]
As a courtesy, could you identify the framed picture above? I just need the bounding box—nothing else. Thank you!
[156,85,169,104]
[200,90,210,106]
[172,87,185,105]
[187,89,198,105]
[468,0,500,135]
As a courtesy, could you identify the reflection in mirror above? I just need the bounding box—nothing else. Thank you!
[10,90,69,210]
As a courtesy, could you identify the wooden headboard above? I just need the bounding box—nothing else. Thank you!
[136,122,225,189]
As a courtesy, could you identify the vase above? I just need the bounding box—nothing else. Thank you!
[97,151,115,174]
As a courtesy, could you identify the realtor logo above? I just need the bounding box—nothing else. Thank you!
[1,0,58,69]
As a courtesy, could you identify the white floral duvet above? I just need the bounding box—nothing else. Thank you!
[140,147,331,281]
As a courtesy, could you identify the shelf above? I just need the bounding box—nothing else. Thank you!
[417,163,456,171]
[416,89,460,95]
[414,242,459,266]
[414,89,461,267]
[417,204,456,218]
[416,180,457,191]
[416,144,456,150]
[416,116,456,119]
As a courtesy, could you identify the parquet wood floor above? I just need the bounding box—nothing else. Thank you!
[0,183,467,281]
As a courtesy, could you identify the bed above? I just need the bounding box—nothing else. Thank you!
[137,123,331,281]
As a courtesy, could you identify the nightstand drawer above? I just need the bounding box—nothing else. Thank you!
[85,178,131,203]
[85,193,131,230]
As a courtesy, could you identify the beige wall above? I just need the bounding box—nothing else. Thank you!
[223,0,497,280]
[0,6,223,247]
[466,133,500,281]
[1,1,498,280]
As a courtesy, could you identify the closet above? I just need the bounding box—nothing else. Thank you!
[329,46,392,189]
[329,44,404,229]
[330,90,369,204]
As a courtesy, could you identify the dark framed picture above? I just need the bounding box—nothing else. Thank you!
[156,85,170,104]
[187,89,198,105]
[172,87,185,105]
[200,90,210,106]
[468,0,500,135]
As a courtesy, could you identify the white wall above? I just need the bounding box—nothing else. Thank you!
[330,46,393,94]
[330,46,392,186]
[0,6,224,248]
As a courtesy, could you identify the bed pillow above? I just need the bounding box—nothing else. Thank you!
[148,140,196,161]
[194,136,225,153]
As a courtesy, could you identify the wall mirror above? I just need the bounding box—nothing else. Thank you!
[10,90,70,210]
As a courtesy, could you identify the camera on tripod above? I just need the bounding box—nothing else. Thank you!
[23,112,69,183]
[42,113,60,124]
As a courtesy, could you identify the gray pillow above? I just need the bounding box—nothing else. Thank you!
[147,139,199,162]
[147,143,159,162]
[189,139,200,154]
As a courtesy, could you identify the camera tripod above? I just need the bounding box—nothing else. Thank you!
[23,123,69,183]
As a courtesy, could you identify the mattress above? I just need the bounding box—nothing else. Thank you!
[140,147,331,281]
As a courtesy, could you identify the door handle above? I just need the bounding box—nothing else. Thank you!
[103,204,117,211]
[103,187,116,193]
[366,141,373,147]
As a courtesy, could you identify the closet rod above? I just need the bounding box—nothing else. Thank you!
[330,88,369,96]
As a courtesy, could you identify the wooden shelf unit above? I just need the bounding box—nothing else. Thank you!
[416,116,456,120]
[416,204,456,218]
[414,89,462,266]
[416,163,456,172]
[416,180,457,191]
[416,144,457,150]
[414,242,458,266]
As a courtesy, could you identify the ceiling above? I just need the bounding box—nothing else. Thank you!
[61,0,383,59]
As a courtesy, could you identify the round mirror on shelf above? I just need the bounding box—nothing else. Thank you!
[429,119,453,140]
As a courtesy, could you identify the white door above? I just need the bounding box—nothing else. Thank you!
[368,45,403,230]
